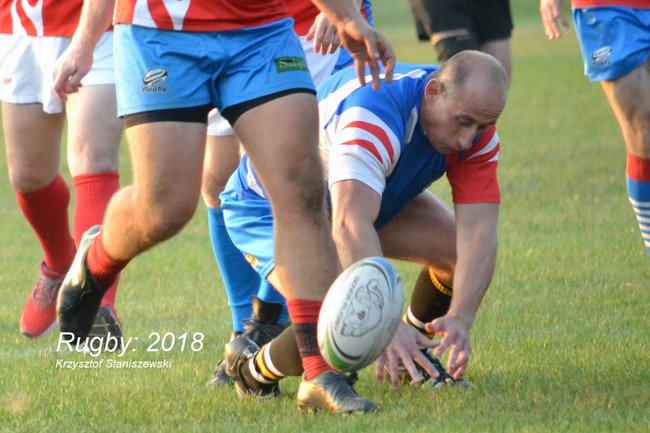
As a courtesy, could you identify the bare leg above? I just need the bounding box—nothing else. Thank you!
[3,102,73,337]
[600,60,650,158]
[65,85,122,177]
[233,92,338,384]
[233,93,337,301]
[3,103,64,192]
[379,191,456,282]
[101,122,206,260]
[202,133,241,209]
[600,59,650,256]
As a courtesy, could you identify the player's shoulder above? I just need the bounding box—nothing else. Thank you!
[392,63,439,78]
[318,62,438,97]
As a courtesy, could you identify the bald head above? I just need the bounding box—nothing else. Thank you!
[432,50,508,109]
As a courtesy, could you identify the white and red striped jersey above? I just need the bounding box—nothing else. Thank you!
[572,0,650,8]
[317,63,500,225]
[114,0,288,32]
[232,63,501,229]
[0,0,80,36]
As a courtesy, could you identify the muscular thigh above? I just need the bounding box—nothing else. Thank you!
[378,191,456,268]
[2,102,65,190]
[125,121,206,205]
[233,92,322,211]
[66,85,123,175]
[65,32,123,174]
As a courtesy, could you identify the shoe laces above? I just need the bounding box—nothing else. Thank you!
[420,349,458,385]
[346,371,359,386]
[32,272,62,306]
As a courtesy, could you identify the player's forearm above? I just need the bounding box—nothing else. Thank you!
[446,205,499,328]
[329,180,383,267]
[72,0,115,50]
[448,241,496,328]
[332,220,382,268]
[311,0,366,28]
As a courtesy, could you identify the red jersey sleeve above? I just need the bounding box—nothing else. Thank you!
[445,125,501,204]
[572,0,650,8]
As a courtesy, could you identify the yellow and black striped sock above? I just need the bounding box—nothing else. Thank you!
[249,342,286,383]
[405,267,453,334]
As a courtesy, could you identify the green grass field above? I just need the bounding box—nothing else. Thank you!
[1,2,649,432]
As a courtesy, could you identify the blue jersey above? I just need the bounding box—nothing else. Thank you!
[317,63,500,227]
[220,63,500,277]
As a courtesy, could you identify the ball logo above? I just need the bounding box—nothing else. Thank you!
[318,257,403,372]
[142,69,169,93]
[592,46,612,67]
[334,278,384,338]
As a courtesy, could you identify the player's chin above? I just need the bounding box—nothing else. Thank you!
[430,141,454,154]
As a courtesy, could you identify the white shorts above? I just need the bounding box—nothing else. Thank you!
[0,32,115,114]
[207,36,339,137]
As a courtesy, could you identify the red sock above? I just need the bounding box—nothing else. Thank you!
[86,232,130,291]
[73,172,120,306]
[287,299,332,380]
[15,174,76,274]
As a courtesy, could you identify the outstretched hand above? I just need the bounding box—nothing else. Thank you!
[375,322,438,389]
[306,12,341,54]
[424,315,471,380]
[335,17,395,89]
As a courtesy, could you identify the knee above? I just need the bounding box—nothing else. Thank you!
[9,169,57,193]
[268,160,326,221]
[69,141,120,175]
[201,170,229,209]
[625,111,650,157]
[137,195,198,243]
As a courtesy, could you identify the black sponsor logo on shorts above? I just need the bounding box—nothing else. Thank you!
[592,46,612,68]
[274,57,308,73]
[142,68,168,93]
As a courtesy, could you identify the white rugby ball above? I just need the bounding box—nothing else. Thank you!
[318,257,403,372]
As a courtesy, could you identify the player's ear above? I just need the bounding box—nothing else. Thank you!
[425,78,443,100]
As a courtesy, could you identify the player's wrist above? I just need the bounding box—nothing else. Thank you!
[443,310,475,330]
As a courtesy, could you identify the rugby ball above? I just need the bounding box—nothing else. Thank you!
[318,257,403,372]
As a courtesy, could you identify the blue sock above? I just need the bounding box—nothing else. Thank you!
[626,152,650,258]
[207,206,260,333]
[257,280,289,324]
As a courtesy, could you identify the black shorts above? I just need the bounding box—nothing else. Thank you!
[408,0,513,45]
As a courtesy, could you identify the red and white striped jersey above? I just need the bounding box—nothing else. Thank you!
[572,0,650,8]
[114,0,288,32]
[316,63,500,227]
[0,0,81,36]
